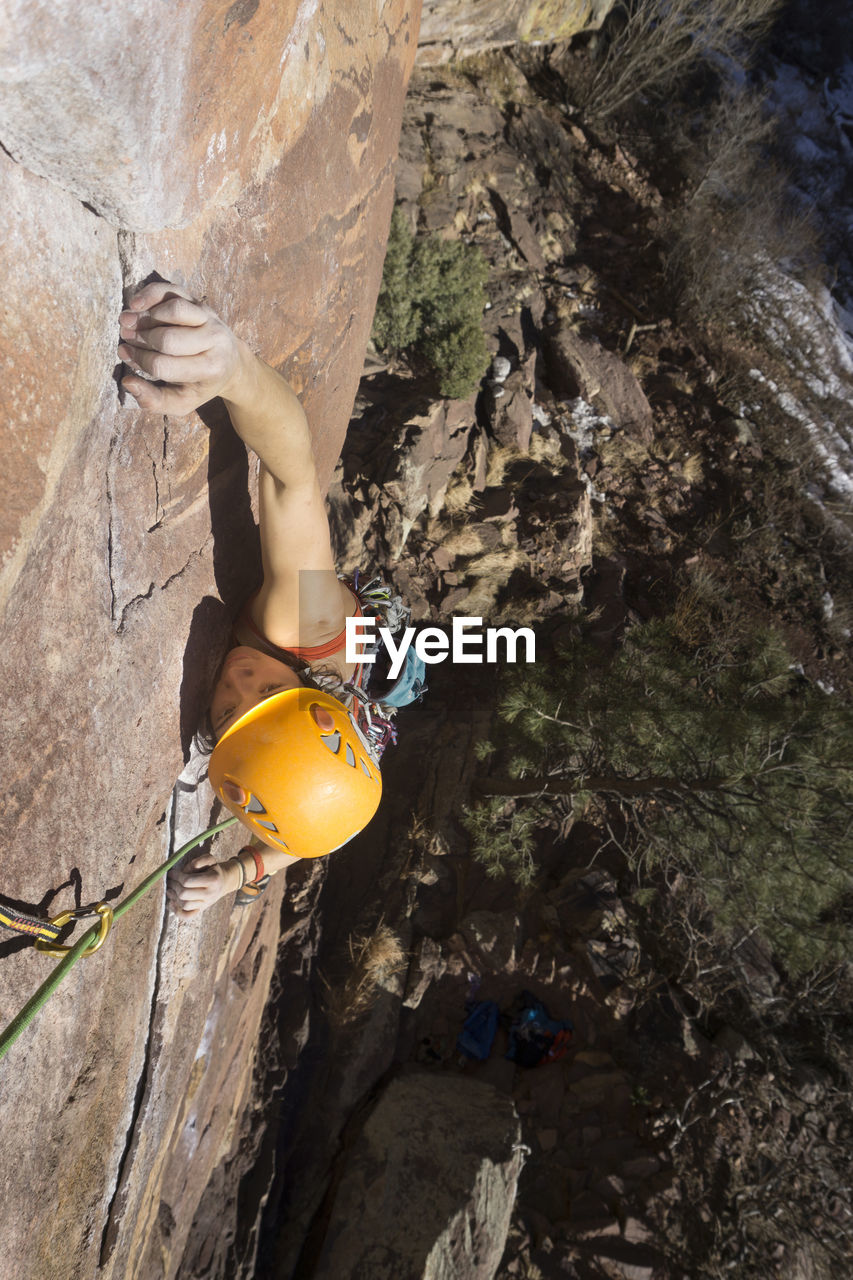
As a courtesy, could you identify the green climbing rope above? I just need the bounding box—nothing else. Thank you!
[0,816,239,1064]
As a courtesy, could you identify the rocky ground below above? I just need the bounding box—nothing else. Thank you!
[194,48,852,1280]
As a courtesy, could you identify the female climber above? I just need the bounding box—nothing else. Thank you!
[118,281,424,917]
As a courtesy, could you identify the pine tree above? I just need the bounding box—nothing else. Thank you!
[469,583,853,974]
[371,207,489,398]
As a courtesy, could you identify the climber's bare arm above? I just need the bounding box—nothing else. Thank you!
[119,281,348,643]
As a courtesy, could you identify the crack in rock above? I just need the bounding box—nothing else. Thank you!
[98,797,174,1269]
[115,543,210,635]
[105,428,120,625]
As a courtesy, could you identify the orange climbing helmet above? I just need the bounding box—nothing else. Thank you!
[209,688,382,858]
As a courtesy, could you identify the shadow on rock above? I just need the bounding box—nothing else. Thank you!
[177,399,263,759]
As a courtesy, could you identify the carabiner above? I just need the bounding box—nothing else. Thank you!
[34,903,114,958]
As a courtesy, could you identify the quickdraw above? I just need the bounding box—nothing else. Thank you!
[0,903,63,945]
[34,904,114,958]
[0,816,238,1064]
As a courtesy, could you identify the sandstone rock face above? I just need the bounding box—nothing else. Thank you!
[0,0,391,234]
[417,0,615,65]
[0,4,420,1278]
[311,1071,524,1280]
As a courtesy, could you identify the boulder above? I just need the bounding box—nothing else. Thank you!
[417,0,616,65]
[460,910,522,972]
[544,326,655,445]
[484,352,538,450]
[0,4,419,1277]
[311,1071,524,1279]
[378,396,479,556]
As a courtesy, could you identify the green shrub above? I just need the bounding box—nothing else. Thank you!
[371,208,420,353]
[372,208,489,399]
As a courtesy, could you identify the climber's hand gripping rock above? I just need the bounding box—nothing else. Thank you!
[119,280,252,417]
[166,852,242,918]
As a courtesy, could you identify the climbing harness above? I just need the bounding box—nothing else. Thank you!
[0,816,238,1065]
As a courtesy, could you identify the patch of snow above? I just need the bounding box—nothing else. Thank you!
[560,397,614,458]
[582,473,606,504]
[743,254,853,525]
[750,367,853,502]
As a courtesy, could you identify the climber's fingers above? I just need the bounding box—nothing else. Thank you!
[120,375,203,417]
[166,854,235,917]
[119,319,214,358]
[167,866,214,911]
[168,882,210,906]
[118,278,243,415]
[186,852,217,870]
[124,279,197,315]
[118,342,215,385]
[166,882,205,917]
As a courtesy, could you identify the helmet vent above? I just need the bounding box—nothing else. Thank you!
[360,758,371,777]
[241,792,280,834]
[345,743,356,768]
[321,731,342,755]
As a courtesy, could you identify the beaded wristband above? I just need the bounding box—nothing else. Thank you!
[233,845,269,907]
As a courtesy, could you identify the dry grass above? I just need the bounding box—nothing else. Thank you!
[323,921,408,1025]
[529,431,571,470]
[591,507,623,558]
[443,473,475,515]
[582,0,783,121]
[463,548,527,580]
[442,527,487,558]
[492,594,554,628]
[485,444,520,487]
[446,547,530,619]
[681,453,705,486]
[457,578,501,617]
[665,90,823,327]
[425,514,449,543]
[599,433,653,476]
[669,566,729,646]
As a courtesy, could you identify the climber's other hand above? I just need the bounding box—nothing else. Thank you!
[166,851,241,917]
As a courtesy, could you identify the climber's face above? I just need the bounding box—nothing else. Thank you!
[210,648,303,740]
